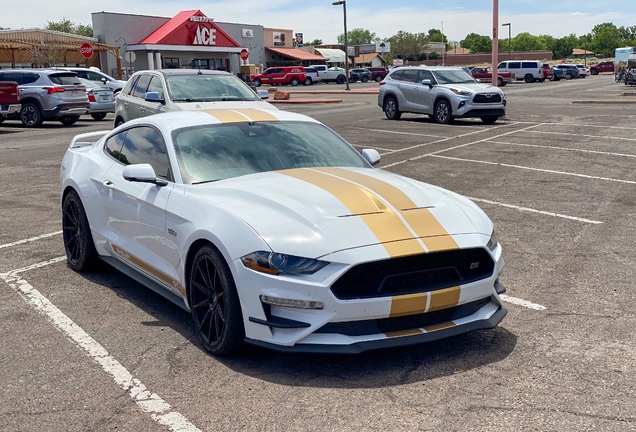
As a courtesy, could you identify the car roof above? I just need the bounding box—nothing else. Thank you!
[132,69,234,77]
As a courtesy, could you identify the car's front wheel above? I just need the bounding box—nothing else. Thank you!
[434,99,452,124]
[62,190,98,272]
[591,69,598,75]
[290,78,300,86]
[375,75,383,82]
[383,96,402,120]
[304,77,313,86]
[362,76,369,83]
[189,245,245,356]
[114,117,125,128]
[336,75,346,84]
[20,103,43,128]
[566,73,573,80]
[91,113,107,121]
[524,74,535,83]
[480,116,498,124]
[253,78,262,87]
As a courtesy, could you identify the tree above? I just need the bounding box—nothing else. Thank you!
[46,18,93,37]
[591,22,621,56]
[337,28,376,45]
[305,39,323,46]
[427,29,447,43]
[387,31,418,58]
[460,33,492,53]
[428,51,438,60]
[512,32,547,51]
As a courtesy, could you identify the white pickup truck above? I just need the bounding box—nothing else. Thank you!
[313,66,354,84]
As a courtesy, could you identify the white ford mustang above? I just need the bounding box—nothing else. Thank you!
[60,109,507,355]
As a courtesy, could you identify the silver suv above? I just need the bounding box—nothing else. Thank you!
[60,67,127,94]
[114,69,275,127]
[0,69,89,127]
[378,66,506,124]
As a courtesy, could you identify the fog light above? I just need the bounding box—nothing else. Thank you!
[458,101,465,108]
[260,295,324,310]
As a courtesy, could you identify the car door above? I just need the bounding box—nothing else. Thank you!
[414,69,436,113]
[101,125,180,294]
[135,74,170,118]
[127,74,153,120]
[396,69,420,106]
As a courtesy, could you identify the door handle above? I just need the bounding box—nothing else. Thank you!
[124,102,129,107]
[103,180,114,188]
[140,107,145,112]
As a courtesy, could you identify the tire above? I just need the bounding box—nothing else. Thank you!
[91,113,107,121]
[304,77,313,86]
[591,69,598,75]
[538,78,545,82]
[60,116,79,126]
[497,77,504,87]
[20,102,43,128]
[434,99,452,124]
[0,116,4,124]
[189,245,245,356]
[383,96,402,120]
[253,78,262,87]
[566,73,573,80]
[336,75,345,85]
[62,190,99,272]
[524,74,535,83]
[549,74,555,81]
[290,78,300,87]
[362,76,369,83]
[375,75,383,82]
[480,116,498,124]
[114,117,125,128]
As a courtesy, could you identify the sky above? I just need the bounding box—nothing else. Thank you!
[3,0,636,44]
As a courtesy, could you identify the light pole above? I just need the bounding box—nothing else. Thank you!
[502,23,511,60]
[332,0,350,90]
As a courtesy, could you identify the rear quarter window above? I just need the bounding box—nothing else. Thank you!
[49,73,81,85]
[508,62,521,69]
[522,62,539,69]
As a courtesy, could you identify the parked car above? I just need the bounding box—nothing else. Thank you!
[0,69,89,127]
[589,61,614,75]
[351,68,372,83]
[249,66,306,87]
[469,67,515,86]
[497,60,543,83]
[367,67,388,82]
[303,66,321,85]
[550,67,566,81]
[378,66,506,124]
[541,63,554,81]
[61,67,127,94]
[575,64,588,78]
[320,67,358,84]
[114,69,275,127]
[60,108,506,355]
[0,81,21,123]
[553,64,580,80]
[78,78,115,121]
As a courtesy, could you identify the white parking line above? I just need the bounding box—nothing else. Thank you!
[541,122,636,131]
[520,130,636,142]
[429,154,636,185]
[487,141,636,159]
[467,197,603,224]
[346,126,445,139]
[0,260,201,432]
[499,294,546,311]
[0,231,62,249]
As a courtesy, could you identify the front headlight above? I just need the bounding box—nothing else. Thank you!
[450,88,473,96]
[486,229,498,251]
[241,251,329,275]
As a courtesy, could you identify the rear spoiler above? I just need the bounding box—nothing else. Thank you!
[69,131,110,149]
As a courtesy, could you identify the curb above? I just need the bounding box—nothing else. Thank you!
[572,100,636,104]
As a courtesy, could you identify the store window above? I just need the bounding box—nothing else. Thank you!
[164,58,180,69]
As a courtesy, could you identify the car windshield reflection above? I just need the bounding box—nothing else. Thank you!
[432,70,477,84]
[167,75,258,102]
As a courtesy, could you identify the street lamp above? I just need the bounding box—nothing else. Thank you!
[501,23,511,60]
[332,0,350,90]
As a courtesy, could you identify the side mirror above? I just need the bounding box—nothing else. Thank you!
[122,164,168,186]
[257,89,269,99]
[101,77,107,83]
[476,79,482,83]
[145,91,165,104]
[361,149,381,166]
[421,79,433,88]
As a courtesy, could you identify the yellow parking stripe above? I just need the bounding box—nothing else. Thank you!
[390,292,428,317]
[315,168,459,251]
[428,286,461,312]
[233,109,280,122]
[200,110,249,123]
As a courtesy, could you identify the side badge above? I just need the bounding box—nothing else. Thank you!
[168,228,177,237]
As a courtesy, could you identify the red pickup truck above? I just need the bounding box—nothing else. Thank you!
[469,67,515,86]
[589,61,614,75]
[249,66,306,87]
[0,81,21,123]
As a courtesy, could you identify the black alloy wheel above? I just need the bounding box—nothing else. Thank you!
[434,99,452,124]
[62,190,98,271]
[91,113,107,121]
[20,103,43,128]
[189,246,244,356]
[383,96,402,120]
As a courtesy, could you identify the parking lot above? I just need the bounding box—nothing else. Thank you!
[1,74,635,431]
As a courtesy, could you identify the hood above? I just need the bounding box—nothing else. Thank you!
[174,100,277,111]
[185,167,492,259]
[445,83,503,93]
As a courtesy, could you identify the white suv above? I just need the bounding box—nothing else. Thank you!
[497,60,543,83]
[61,67,127,94]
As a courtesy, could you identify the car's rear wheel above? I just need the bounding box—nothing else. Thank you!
[566,73,573,80]
[304,77,313,86]
[336,75,345,84]
[383,96,402,120]
[91,113,107,121]
[20,103,43,128]
[480,116,498,124]
[60,115,79,126]
[591,69,598,75]
[290,78,300,86]
[497,77,504,86]
[253,78,262,87]
[189,245,244,356]
[434,99,452,124]
[362,76,369,83]
[0,116,4,124]
[114,117,125,128]
[524,74,535,83]
[62,190,98,272]
[375,75,383,82]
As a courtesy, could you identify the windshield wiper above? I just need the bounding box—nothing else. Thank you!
[217,97,254,101]
[192,179,220,185]
[173,98,207,102]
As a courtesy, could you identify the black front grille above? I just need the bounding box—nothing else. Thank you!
[473,93,502,103]
[330,248,494,300]
[316,298,491,336]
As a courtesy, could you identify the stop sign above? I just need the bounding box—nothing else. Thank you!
[240,49,249,61]
[80,43,93,59]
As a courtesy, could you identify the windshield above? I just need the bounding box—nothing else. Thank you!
[166,74,259,102]
[172,121,368,184]
[431,69,476,84]
[49,73,82,86]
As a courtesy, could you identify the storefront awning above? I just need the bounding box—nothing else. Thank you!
[314,48,346,63]
[265,47,326,61]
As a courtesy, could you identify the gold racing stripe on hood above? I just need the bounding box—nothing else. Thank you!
[315,167,459,252]
[233,109,280,122]
[201,110,250,123]
[280,168,425,257]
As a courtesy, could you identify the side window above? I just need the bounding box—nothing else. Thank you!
[1,72,23,84]
[418,70,435,83]
[22,73,40,85]
[121,76,138,95]
[522,62,538,69]
[509,62,521,69]
[74,70,88,79]
[497,62,506,69]
[146,76,165,99]
[87,71,105,81]
[264,69,274,75]
[132,74,152,98]
[119,126,171,179]
[389,70,403,81]
[401,70,418,82]
[104,131,128,164]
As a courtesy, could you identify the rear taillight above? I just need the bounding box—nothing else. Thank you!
[316,71,319,76]
[43,86,65,94]
[379,81,385,85]
[88,92,96,102]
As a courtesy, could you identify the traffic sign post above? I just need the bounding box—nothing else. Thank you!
[79,43,93,59]
[240,48,249,64]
